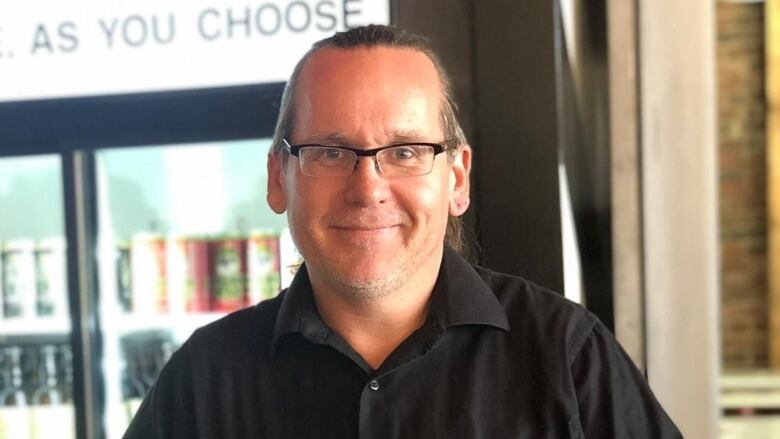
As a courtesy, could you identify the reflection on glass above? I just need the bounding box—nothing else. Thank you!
[0,154,75,439]
[96,138,300,438]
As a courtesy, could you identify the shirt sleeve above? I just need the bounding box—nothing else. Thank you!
[122,342,197,439]
[569,319,684,439]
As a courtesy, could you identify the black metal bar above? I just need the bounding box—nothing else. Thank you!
[62,149,102,439]
[0,82,284,157]
[554,0,615,330]
[471,0,564,291]
[389,0,399,23]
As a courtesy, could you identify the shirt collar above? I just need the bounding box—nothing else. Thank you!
[429,246,509,330]
[271,246,509,357]
[272,263,328,352]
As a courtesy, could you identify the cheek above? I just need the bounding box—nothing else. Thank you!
[287,177,339,222]
[285,183,331,253]
[402,175,451,222]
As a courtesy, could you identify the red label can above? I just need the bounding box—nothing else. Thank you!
[210,237,247,312]
[167,235,212,314]
[248,230,281,305]
[186,237,211,313]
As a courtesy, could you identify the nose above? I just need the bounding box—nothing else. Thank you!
[343,156,390,206]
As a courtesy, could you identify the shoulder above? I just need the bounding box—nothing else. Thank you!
[472,265,598,359]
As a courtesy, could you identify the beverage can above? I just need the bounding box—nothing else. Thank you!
[130,233,167,314]
[247,229,280,304]
[0,240,4,321]
[187,237,211,313]
[28,343,75,439]
[167,235,211,313]
[0,346,32,439]
[58,344,74,404]
[116,241,132,313]
[279,228,303,290]
[166,235,187,315]
[34,237,67,318]
[210,236,247,312]
[1,239,36,318]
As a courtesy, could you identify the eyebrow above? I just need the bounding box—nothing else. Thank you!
[303,132,349,144]
[303,131,432,145]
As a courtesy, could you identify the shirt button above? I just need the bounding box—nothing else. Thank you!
[368,380,380,391]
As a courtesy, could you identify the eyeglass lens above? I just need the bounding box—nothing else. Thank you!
[298,145,436,177]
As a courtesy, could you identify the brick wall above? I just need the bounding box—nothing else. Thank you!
[718,2,769,369]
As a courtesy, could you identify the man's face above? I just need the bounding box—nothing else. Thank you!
[267,47,470,297]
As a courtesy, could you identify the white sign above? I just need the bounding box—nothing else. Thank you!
[0,0,390,102]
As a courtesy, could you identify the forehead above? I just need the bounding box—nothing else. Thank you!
[293,46,444,141]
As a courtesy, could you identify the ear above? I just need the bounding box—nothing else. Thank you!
[448,145,471,216]
[267,152,288,214]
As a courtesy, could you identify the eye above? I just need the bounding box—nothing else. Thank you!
[307,147,345,162]
[302,147,353,169]
[392,147,418,160]
[323,148,343,160]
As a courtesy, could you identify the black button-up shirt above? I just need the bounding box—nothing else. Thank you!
[124,247,682,438]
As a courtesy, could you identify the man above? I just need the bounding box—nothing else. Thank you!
[125,25,681,438]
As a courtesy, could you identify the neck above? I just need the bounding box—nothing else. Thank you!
[309,252,442,370]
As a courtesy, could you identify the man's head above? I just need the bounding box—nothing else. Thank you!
[270,25,467,160]
[266,25,471,298]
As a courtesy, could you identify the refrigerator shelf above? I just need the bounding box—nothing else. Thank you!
[104,312,227,336]
[0,316,71,336]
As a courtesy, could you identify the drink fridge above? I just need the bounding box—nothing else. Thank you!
[0,32,322,433]
[94,139,302,439]
[0,135,303,439]
[0,155,77,439]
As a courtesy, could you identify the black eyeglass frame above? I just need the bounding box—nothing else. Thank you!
[281,138,459,158]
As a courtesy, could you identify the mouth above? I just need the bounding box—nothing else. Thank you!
[327,223,402,247]
[331,225,398,232]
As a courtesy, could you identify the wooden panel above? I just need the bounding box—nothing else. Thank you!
[639,0,718,437]
[767,0,780,370]
[608,0,645,372]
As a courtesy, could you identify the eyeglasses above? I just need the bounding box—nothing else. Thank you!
[282,138,457,178]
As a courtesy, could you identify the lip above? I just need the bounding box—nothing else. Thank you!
[331,225,398,232]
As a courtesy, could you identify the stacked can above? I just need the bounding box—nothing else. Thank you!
[1,239,37,319]
[34,237,67,319]
[279,228,303,290]
[116,241,133,313]
[166,235,211,313]
[247,230,281,305]
[210,236,248,312]
[130,233,167,314]
[0,241,3,317]
[0,238,69,320]
[121,230,286,315]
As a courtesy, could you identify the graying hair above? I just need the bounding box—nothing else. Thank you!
[270,24,472,257]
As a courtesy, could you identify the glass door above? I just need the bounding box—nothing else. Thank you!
[94,138,300,438]
[0,154,76,439]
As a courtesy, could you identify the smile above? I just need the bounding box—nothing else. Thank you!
[331,225,398,232]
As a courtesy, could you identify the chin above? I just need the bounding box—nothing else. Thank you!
[331,262,406,296]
